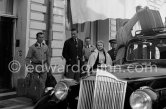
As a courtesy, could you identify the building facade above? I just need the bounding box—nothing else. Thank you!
[0,0,66,89]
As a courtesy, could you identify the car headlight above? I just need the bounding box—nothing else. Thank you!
[45,87,54,93]
[54,82,69,100]
[130,90,152,109]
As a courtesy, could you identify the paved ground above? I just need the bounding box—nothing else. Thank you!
[0,92,34,109]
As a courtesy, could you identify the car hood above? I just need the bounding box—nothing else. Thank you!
[83,62,166,82]
[112,64,166,81]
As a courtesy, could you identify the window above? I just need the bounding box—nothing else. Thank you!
[0,0,13,14]
[127,39,166,61]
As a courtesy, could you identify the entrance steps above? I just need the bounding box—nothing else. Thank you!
[0,92,34,109]
[0,91,17,100]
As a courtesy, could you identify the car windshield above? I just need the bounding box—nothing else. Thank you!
[127,38,166,61]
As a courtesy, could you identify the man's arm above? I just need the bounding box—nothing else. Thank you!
[123,14,139,35]
[82,45,85,61]
[80,40,84,59]
[62,40,69,61]
[91,45,96,52]
[124,6,147,35]
[25,47,33,65]
[116,13,139,49]
[46,47,51,66]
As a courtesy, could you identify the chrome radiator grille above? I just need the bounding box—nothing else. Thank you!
[77,77,95,109]
[77,70,127,109]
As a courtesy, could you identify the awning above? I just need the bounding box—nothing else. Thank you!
[70,0,125,24]
[70,0,149,24]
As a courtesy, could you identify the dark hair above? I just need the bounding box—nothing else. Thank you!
[85,37,91,40]
[36,32,44,39]
[71,28,78,32]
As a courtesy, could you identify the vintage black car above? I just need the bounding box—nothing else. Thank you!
[76,31,166,109]
[36,30,166,109]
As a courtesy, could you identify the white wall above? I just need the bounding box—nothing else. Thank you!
[13,0,29,87]
[51,0,66,82]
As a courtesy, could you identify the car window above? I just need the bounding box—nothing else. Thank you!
[127,39,166,61]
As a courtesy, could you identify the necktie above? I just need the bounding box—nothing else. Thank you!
[74,39,78,46]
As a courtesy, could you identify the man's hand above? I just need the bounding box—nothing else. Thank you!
[136,6,149,13]
[136,5,142,12]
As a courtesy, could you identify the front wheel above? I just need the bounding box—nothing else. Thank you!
[34,94,51,109]
[34,95,68,109]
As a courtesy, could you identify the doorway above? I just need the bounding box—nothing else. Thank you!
[0,17,14,90]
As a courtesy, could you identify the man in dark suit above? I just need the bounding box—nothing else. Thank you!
[62,28,83,81]
[108,39,117,65]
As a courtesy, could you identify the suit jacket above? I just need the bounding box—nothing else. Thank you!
[62,38,83,66]
[83,44,96,61]
[108,48,116,61]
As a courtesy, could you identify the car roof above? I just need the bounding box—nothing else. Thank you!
[129,32,166,43]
